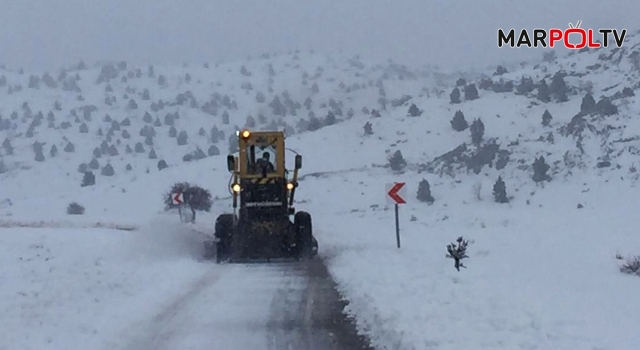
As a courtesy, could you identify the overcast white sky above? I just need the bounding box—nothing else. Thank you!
[1,0,639,72]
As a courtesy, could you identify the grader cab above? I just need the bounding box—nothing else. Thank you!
[204,129,318,263]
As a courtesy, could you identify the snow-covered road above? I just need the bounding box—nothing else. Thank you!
[0,223,372,350]
[124,260,371,350]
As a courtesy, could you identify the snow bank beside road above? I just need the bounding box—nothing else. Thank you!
[0,219,138,230]
[0,219,209,350]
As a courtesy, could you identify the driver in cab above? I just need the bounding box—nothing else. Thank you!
[255,152,274,174]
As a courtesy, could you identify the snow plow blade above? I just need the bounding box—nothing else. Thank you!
[224,258,304,264]
[202,236,317,264]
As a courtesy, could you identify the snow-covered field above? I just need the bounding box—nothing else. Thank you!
[2,33,640,349]
[293,118,640,349]
[0,219,211,350]
[309,173,640,349]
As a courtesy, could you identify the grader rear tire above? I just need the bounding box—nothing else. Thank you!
[294,211,317,259]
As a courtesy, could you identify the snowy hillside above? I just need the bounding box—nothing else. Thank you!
[0,51,439,192]
[2,32,640,350]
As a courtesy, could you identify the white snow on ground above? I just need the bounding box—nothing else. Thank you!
[122,263,306,350]
[0,221,320,350]
[2,33,640,349]
[303,173,640,349]
[0,219,211,350]
[4,170,640,349]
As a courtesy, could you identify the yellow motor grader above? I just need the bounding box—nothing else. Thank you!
[204,129,318,263]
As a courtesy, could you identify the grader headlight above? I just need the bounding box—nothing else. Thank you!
[241,130,251,139]
[286,182,295,190]
[231,183,241,192]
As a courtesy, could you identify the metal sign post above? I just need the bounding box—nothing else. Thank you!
[386,182,406,249]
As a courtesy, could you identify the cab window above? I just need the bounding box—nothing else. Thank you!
[247,144,276,174]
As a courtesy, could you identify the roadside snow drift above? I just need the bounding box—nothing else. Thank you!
[0,219,210,350]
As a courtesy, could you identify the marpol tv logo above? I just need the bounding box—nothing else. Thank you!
[498,21,627,49]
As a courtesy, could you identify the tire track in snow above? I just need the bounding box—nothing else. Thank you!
[121,259,374,350]
[122,266,223,350]
[267,258,375,350]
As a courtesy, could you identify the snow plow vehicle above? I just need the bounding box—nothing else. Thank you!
[204,129,318,263]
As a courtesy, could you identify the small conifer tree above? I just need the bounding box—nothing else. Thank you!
[388,150,407,172]
[492,176,508,203]
[532,156,551,182]
[542,110,553,126]
[451,110,468,131]
[416,179,435,203]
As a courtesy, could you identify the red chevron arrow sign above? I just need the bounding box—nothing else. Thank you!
[387,182,406,204]
[386,182,406,249]
[172,192,184,205]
